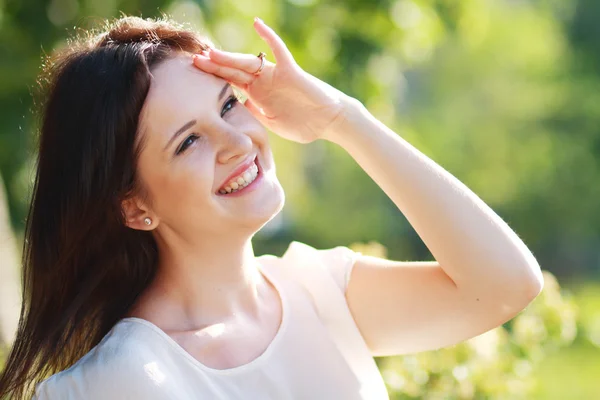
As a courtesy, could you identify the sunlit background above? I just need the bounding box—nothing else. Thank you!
[1,0,599,399]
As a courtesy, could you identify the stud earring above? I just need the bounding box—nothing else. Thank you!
[144,217,152,226]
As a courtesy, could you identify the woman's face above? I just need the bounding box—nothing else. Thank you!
[133,53,285,239]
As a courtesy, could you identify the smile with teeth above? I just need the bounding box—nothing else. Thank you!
[218,161,259,194]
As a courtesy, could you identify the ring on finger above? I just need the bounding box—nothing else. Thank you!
[253,52,266,75]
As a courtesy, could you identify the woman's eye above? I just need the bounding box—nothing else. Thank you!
[176,134,199,155]
[221,94,240,117]
[176,94,240,156]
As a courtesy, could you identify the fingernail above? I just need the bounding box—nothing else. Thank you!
[254,17,263,24]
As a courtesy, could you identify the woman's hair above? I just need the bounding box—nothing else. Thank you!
[0,15,211,399]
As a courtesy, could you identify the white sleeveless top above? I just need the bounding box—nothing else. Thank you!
[33,241,390,399]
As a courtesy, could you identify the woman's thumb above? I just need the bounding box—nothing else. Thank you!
[244,98,272,127]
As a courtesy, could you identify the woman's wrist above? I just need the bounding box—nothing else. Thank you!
[321,95,369,146]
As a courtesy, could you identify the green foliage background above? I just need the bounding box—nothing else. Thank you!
[1,0,599,398]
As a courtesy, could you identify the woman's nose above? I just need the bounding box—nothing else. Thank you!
[216,128,254,164]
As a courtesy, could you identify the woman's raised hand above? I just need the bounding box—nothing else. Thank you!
[192,18,353,144]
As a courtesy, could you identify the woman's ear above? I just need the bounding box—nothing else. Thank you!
[121,197,157,230]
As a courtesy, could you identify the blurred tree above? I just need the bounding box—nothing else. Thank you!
[0,0,598,396]
[1,0,599,276]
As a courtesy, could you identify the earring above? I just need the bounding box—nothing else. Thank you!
[144,217,152,226]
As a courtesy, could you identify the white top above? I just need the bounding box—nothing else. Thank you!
[33,241,389,399]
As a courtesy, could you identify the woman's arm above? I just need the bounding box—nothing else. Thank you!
[191,17,543,356]
[323,97,543,355]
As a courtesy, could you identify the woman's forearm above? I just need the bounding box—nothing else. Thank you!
[325,97,543,301]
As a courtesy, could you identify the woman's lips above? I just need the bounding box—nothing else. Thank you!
[217,155,257,191]
[216,156,262,195]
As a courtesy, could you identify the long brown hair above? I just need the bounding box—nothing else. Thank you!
[0,16,211,399]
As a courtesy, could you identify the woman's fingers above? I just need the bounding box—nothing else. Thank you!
[203,17,294,71]
[204,48,269,76]
[253,17,294,66]
[192,54,256,87]
[192,17,294,83]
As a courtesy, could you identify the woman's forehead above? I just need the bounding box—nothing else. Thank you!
[139,55,225,140]
[147,55,223,107]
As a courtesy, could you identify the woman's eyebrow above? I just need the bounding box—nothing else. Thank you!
[164,119,196,151]
[218,82,231,102]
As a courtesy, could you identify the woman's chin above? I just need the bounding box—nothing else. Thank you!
[244,184,285,224]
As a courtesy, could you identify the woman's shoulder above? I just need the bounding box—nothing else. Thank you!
[33,320,166,399]
[258,240,360,293]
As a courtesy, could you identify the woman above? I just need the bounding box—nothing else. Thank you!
[0,15,543,399]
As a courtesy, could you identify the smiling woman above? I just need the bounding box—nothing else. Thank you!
[0,16,284,399]
[0,13,543,400]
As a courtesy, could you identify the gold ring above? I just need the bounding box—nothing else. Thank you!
[254,52,266,75]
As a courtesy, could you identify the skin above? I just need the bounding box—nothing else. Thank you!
[124,17,544,368]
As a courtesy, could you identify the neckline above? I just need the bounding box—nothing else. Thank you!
[118,257,288,375]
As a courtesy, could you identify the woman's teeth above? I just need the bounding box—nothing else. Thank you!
[218,162,259,194]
